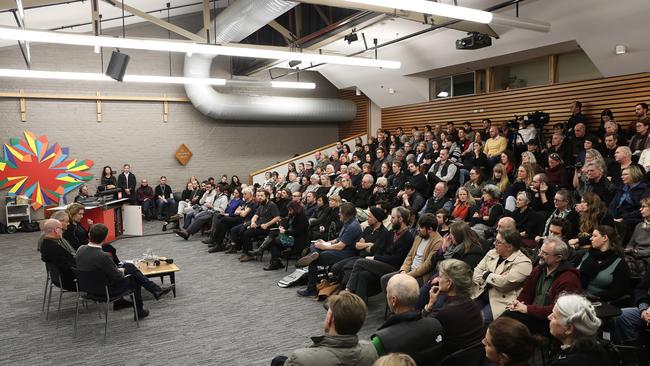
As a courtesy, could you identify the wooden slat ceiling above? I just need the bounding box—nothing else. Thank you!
[382,73,650,135]
[338,89,369,140]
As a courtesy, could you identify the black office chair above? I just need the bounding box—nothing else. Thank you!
[437,341,485,366]
[44,262,77,328]
[72,268,139,339]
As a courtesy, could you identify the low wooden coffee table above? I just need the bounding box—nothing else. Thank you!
[137,259,179,297]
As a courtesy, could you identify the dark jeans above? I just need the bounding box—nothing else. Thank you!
[270,356,287,366]
[330,256,361,287]
[186,211,214,235]
[306,244,354,292]
[110,263,161,311]
[347,258,396,303]
[140,199,155,219]
[229,223,248,249]
[156,198,176,219]
[210,216,244,245]
[242,227,268,253]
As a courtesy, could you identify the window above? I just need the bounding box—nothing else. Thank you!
[429,72,475,100]
[492,57,549,91]
[557,51,601,83]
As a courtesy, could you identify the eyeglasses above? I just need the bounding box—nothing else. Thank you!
[494,239,506,246]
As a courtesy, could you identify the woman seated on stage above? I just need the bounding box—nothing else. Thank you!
[63,203,92,250]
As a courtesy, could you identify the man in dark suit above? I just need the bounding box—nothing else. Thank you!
[116,163,137,204]
[75,224,173,319]
[40,219,77,291]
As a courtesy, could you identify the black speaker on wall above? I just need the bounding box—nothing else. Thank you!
[106,51,130,81]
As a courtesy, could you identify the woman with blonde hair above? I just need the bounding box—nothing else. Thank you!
[63,202,92,250]
[487,163,510,196]
[373,353,416,366]
[504,163,535,211]
[451,187,476,221]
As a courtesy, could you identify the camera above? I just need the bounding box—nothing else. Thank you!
[506,111,550,130]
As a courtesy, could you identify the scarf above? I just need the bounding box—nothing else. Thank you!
[480,199,497,217]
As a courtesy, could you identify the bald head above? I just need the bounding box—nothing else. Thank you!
[497,217,516,233]
[386,274,420,313]
[43,219,62,239]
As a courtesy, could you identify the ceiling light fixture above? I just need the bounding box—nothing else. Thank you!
[271,81,316,89]
[0,26,401,69]
[437,91,449,97]
[342,0,493,23]
[615,44,626,55]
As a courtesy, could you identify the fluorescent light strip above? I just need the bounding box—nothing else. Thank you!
[271,81,315,89]
[0,69,321,89]
[0,27,401,69]
[343,0,492,23]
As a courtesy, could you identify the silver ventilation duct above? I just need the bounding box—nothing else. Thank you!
[183,0,357,122]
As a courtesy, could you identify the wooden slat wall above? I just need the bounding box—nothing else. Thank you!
[338,90,369,140]
[382,73,650,136]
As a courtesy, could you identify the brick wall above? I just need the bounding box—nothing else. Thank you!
[0,13,339,222]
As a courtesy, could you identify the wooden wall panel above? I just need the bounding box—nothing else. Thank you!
[338,90,369,140]
[382,73,650,136]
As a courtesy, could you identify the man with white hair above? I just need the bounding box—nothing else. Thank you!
[610,146,645,186]
[352,174,375,211]
[502,237,582,335]
[577,161,615,205]
[40,219,76,291]
[370,274,443,363]
[420,182,452,215]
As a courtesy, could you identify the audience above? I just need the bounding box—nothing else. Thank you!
[482,317,540,366]
[624,197,650,277]
[40,219,77,291]
[272,292,377,366]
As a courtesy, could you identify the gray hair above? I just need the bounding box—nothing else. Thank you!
[616,146,632,157]
[51,211,68,221]
[544,236,569,260]
[521,151,537,164]
[482,184,501,199]
[376,177,388,187]
[437,259,473,298]
[516,191,530,205]
[555,294,601,339]
[363,174,375,185]
[386,274,420,309]
[242,187,254,196]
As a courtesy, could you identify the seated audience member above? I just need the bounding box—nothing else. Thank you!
[577,225,631,302]
[520,151,542,173]
[390,214,443,285]
[545,153,569,188]
[614,262,650,345]
[170,181,195,222]
[296,202,362,297]
[435,209,451,237]
[406,162,427,196]
[75,224,173,320]
[303,191,318,218]
[421,259,483,356]
[371,274,443,364]
[472,229,533,324]
[463,167,486,199]
[272,292,377,366]
[174,183,219,240]
[504,163,533,210]
[311,195,343,241]
[548,294,613,366]
[500,151,516,181]
[624,197,650,277]
[331,207,390,289]
[528,173,555,218]
[260,201,309,271]
[569,193,614,251]
[543,189,579,239]
[502,237,581,335]
[576,161,615,205]
[372,177,391,205]
[398,182,425,214]
[154,176,175,220]
[64,203,90,250]
[469,184,504,238]
[101,165,117,190]
[136,179,156,220]
[210,188,258,253]
[486,163,510,196]
[308,194,331,227]
[451,187,476,221]
[339,176,356,203]
[609,165,649,231]
[388,161,407,194]
[346,208,414,303]
[236,190,280,262]
[483,317,540,366]
[427,148,459,192]
[462,142,489,176]
[609,146,643,187]
[317,175,332,198]
[304,174,321,197]
[40,219,76,291]
[629,120,650,157]
[74,184,91,203]
[420,182,453,215]
[372,353,415,366]
[547,132,573,167]
[509,192,544,245]
[285,172,301,193]
[484,126,508,166]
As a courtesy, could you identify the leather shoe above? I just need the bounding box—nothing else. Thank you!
[297,288,317,297]
[208,244,224,253]
[296,252,319,267]
[224,246,238,254]
[153,285,174,300]
[174,229,190,240]
[239,253,255,262]
[135,309,149,320]
[264,260,283,271]
[113,298,133,311]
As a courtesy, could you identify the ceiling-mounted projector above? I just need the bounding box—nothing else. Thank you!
[456,32,492,50]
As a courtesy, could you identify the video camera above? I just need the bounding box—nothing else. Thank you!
[505,111,551,130]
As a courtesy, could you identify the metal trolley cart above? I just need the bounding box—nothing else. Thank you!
[5,196,31,234]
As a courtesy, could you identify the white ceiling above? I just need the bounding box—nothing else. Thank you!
[1,0,649,109]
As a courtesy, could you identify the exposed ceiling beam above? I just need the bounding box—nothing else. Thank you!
[268,20,296,45]
[0,0,62,11]
[101,0,204,42]
[202,0,210,42]
[313,4,331,25]
[12,1,30,68]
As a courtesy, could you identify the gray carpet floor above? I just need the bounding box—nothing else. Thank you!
[0,221,386,366]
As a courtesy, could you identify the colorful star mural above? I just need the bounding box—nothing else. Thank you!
[0,131,94,210]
